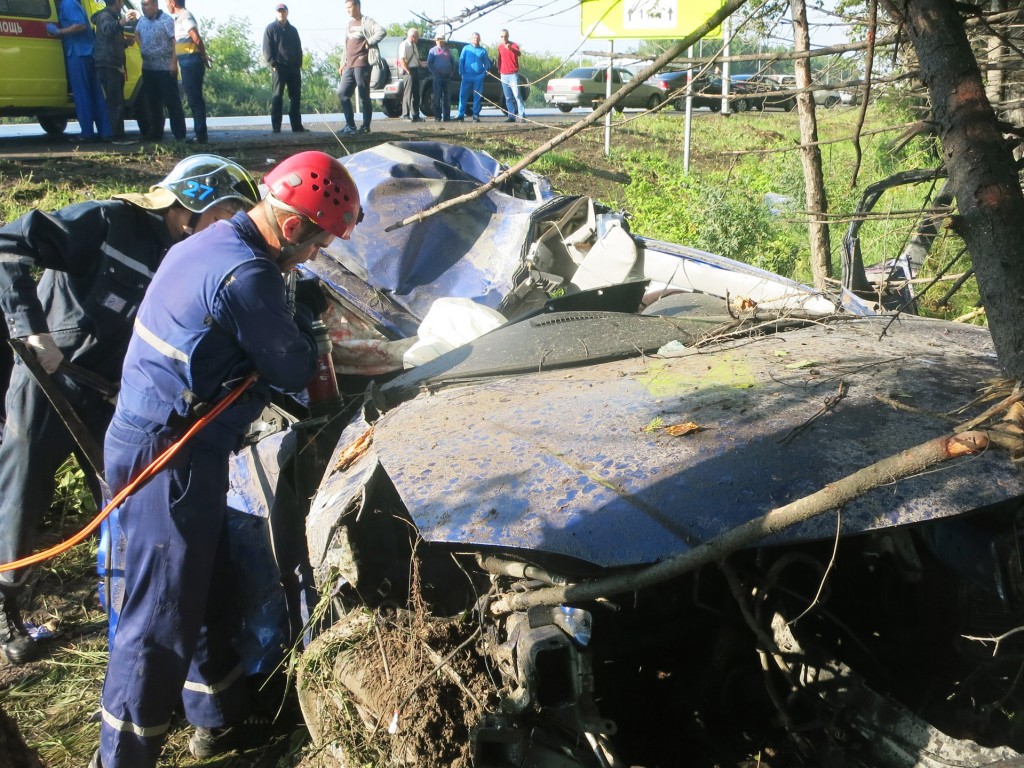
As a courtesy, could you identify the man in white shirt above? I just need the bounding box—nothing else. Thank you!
[398,28,421,122]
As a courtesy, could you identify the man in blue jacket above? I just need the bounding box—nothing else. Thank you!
[456,32,490,122]
[0,155,260,666]
[91,151,362,768]
[427,34,453,121]
[51,0,112,141]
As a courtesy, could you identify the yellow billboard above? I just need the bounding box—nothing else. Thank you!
[581,0,724,39]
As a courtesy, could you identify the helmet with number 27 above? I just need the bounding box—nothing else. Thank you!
[155,154,262,213]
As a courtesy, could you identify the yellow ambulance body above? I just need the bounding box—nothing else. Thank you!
[0,0,145,135]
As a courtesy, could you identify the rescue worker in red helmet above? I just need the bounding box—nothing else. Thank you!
[0,154,260,666]
[91,151,360,768]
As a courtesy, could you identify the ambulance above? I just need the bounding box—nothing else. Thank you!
[0,0,146,136]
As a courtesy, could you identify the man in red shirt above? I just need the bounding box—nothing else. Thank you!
[497,29,525,123]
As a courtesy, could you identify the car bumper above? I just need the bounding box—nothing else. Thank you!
[545,94,587,107]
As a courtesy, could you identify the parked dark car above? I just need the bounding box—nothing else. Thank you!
[733,73,798,111]
[647,72,768,112]
[645,68,690,108]
[369,37,528,118]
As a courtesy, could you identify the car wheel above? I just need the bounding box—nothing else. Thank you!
[38,116,68,136]
[646,94,661,111]
[674,98,686,111]
[557,104,573,113]
[614,103,625,113]
[381,100,402,118]
[824,95,840,108]
[709,102,721,113]
[733,98,749,113]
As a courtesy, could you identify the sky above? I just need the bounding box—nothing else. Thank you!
[195,0,847,62]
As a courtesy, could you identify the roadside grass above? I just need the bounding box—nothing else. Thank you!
[2,639,107,765]
[0,148,181,223]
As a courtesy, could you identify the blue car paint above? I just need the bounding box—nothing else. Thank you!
[310,315,1023,570]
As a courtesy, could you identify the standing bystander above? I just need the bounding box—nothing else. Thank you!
[337,0,384,135]
[91,0,132,140]
[456,32,490,122]
[0,156,260,667]
[89,152,361,768]
[426,34,452,122]
[51,0,112,142]
[398,28,421,121]
[134,0,186,141]
[263,3,307,133]
[497,28,525,122]
[167,0,210,144]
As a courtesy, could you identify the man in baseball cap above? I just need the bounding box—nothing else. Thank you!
[263,2,306,132]
[426,32,453,121]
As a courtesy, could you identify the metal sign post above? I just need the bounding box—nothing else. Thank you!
[605,40,614,157]
[722,14,731,114]
[684,45,694,174]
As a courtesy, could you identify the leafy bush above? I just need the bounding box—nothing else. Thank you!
[624,155,804,277]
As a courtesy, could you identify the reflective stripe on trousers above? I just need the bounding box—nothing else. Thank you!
[99,413,249,768]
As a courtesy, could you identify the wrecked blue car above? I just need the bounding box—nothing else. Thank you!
[216,143,1024,767]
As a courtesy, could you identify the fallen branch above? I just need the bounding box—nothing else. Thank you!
[954,307,986,324]
[490,430,991,615]
[384,0,751,233]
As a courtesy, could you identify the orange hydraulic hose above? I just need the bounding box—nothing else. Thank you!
[0,374,258,574]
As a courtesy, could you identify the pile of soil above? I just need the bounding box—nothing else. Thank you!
[297,607,494,768]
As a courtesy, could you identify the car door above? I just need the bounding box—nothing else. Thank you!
[0,0,68,111]
[590,67,621,105]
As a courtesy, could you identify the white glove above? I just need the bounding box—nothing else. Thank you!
[26,333,63,374]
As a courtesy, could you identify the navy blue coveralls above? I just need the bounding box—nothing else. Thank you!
[0,201,173,591]
[98,212,317,768]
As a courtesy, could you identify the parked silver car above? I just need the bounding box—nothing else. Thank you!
[545,66,664,113]
[769,73,860,107]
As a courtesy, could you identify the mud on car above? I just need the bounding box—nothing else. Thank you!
[209,143,1024,767]
[369,38,528,119]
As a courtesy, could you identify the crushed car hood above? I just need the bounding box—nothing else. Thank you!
[304,141,854,343]
[309,313,1024,570]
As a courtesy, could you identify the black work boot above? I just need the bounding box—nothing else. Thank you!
[0,590,39,665]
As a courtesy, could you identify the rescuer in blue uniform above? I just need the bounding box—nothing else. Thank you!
[91,151,361,768]
[0,155,261,666]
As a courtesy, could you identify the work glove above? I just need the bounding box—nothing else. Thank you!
[26,333,63,374]
[294,279,329,318]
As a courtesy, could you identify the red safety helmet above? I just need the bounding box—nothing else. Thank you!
[264,151,362,240]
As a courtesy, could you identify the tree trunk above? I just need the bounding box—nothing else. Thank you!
[791,0,832,288]
[896,0,1024,378]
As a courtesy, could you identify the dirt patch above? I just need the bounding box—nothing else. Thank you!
[298,603,494,768]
